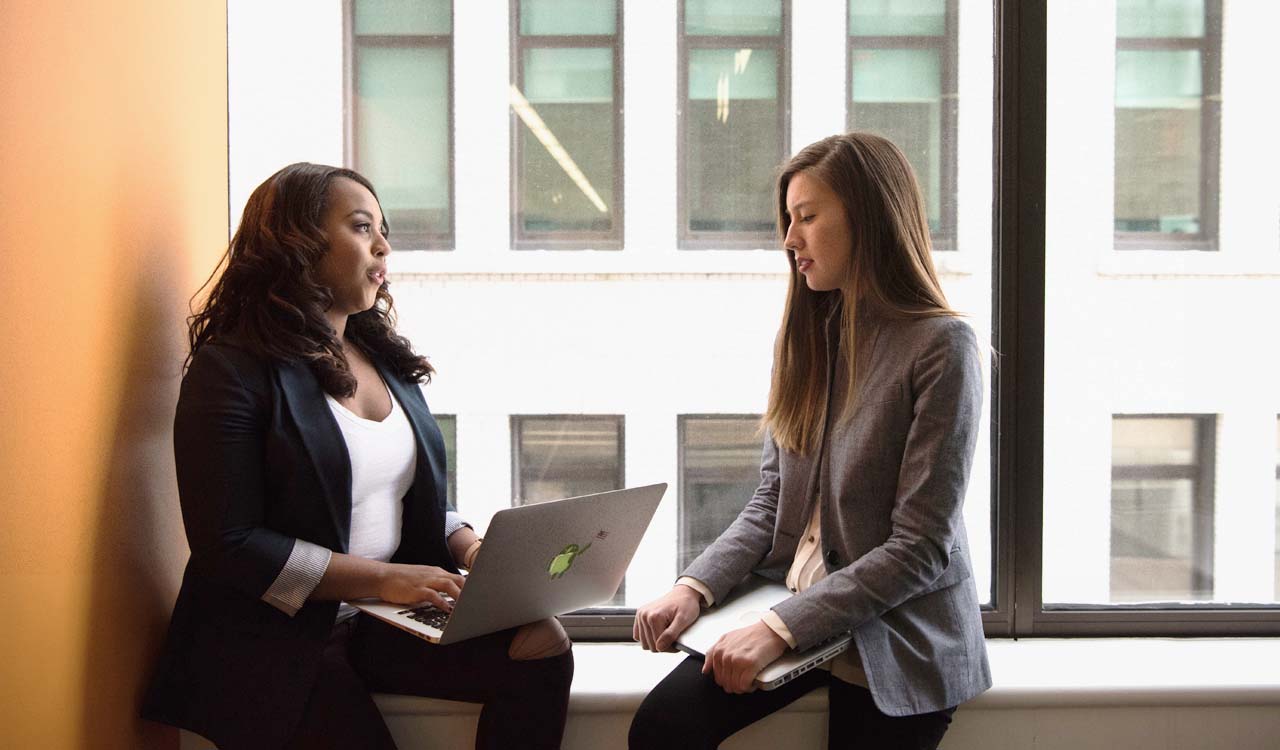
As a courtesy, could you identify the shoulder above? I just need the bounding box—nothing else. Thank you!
[182,341,274,399]
[881,314,977,357]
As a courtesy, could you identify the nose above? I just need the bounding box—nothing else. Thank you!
[783,221,802,252]
[374,230,391,256]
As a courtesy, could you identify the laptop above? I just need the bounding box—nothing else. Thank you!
[353,483,666,645]
[675,575,853,690]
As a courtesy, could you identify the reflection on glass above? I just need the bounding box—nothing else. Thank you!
[517,48,615,233]
[686,0,782,36]
[513,0,618,242]
[851,48,944,231]
[849,0,945,36]
[355,0,451,35]
[514,416,623,505]
[1114,0,1214,239]
[678,416,762,571]
[686,47,779,235]
[356,47,450,239]
[1110,416,1213,602]
[436,415,457,509]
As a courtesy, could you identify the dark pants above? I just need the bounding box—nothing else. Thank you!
[285,615,574,750]
[629,656,954,750]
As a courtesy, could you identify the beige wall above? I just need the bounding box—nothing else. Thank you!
[0,2,227,748]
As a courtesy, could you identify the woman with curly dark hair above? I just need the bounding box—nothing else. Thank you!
[142,163,573,750]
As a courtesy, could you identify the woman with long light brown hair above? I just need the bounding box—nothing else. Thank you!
[631,133,990,749]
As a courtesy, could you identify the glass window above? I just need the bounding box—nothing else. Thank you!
[678,416,762,571]
[351,0,453,248]
[680,0,787,247]
[435,414,457,509]
[512,416,624,504]
[849,0,956,245]
[1114,0,1220,246]
[1108,416,1215,603]
[511,0,621,248]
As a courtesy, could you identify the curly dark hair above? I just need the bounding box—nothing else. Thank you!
[187,162,433,396]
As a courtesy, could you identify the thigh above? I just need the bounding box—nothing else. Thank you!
[826,678,955,750]
[630,656,828,750]
[287,618,398,750]
[348,615,542,703]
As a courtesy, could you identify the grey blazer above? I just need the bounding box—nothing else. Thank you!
[683,312,991,717]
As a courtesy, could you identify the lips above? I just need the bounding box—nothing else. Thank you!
[367,267,387,285]
[796,258,813,273]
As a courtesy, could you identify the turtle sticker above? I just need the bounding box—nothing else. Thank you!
[548,543,591,579]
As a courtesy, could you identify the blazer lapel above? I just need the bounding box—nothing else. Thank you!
[276,361,353,552]
[377,361,447,512]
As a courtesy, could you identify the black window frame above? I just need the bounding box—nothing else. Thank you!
[344,0,456,251]
[846,0,959,251]
[1113,0,1222,251]
[676,0,791,250]
[509,0,625,250]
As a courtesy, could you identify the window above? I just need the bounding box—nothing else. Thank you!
[1108,415,1215,603]
[677,415,762,571]
[435,414,458,509]
[349,0,453,249]
[679,0,789,248]
[511,416,624,504]
[510,0,622,249]
[848,0,957,248]
[1275,417,1279,602]
[1114,0,1220,248]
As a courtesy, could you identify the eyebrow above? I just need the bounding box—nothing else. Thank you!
[346,208,390,235]
[784,200,812,215]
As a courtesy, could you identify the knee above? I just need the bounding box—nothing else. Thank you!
[508,618,571,661]
[629,690,710,750]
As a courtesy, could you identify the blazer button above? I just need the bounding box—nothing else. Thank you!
[826,549,838,566]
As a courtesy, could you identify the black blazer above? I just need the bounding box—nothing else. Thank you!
[142,342,457,750]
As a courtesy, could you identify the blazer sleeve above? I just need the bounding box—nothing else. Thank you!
[174,345,313,608]
[680,431,784,601]
[772,319,983,650]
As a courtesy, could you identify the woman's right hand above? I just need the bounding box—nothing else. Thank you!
[634,585,703,652]
[377,563,465,611]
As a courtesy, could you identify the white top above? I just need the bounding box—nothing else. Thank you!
[326,383,416,619]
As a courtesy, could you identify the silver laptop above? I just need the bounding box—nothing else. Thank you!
[354,483,666,645]
[675,575,852,690]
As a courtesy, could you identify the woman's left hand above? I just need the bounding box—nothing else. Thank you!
[702,620,788,694]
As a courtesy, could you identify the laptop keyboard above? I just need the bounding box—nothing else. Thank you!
[397,601,452,630]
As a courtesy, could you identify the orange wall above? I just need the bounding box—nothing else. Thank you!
[0,2,227,748]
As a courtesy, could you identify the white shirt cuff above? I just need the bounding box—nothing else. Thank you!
[261,539,331,616]
[676,576,715,607]
[445,511,472,539]
[761,609,798,649]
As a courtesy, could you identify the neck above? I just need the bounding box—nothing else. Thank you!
[325,310,348,345]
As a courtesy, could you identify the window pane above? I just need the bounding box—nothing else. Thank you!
[686,48,779,234]
[354,0,451,35]
[1115,41,1211,237]
[1109,416,1212,603]
[1116,0,1204,38]
[355,46,450,238]
[514,417,623,504]
[436,415,457,509]
[850,48,944,232]
[516,47,615,234]
[850,0,945,36]
[679,417,761,571]
[521,0,615,35]
[685,0,782,36]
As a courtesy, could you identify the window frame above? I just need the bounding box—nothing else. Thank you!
[344,0,456,251]
[846,0,959,251]
[1112,0,1222,252]
[508,0,625,251]
[676,0,792,250]
[676,414,764,573]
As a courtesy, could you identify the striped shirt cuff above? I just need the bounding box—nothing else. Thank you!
[761,609,798,649]
[445,511,472,539]
[262,539,332,616]
[676,576,715,607]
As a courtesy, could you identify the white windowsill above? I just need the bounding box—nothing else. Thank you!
[373,637,1280,718]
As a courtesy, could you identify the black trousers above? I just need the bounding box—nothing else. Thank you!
[629,656,954,750]
[285,615,574,750]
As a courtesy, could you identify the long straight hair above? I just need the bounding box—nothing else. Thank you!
[764,132,956,455]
